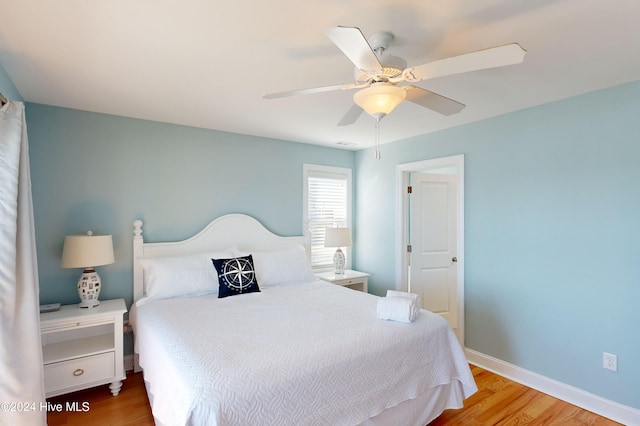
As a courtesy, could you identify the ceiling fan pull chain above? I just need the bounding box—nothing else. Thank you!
[374,119,381,160]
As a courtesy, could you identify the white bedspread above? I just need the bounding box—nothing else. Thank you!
[133,281,476,426]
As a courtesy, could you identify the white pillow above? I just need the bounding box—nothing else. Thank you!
[233,245,316,287]
[140,250,233,299]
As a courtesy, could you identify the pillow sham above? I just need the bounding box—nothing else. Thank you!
[233,244,316,287]
[140,250,232,300]
[212,255,261,298]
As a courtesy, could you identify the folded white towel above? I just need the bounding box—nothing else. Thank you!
[377,296,420,323]
[386,290,420,306]
[385,290,422,314]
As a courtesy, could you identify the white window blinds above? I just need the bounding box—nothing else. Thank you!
[304,165,351,270]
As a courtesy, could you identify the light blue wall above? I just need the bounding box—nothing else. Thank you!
[25,104,354,308]
[0,62,23,101]
[354,81,640,409]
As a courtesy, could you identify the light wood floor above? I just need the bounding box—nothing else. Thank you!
[47,365,620,425]
[428,365,620,425]
[46,372,153,426]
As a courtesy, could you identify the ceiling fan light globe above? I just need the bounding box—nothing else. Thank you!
[353,84,406,117]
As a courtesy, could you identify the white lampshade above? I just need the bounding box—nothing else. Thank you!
[62,232,114,308]
[324,227,352,248]
[62,233,115,268]
[353,83,406,120]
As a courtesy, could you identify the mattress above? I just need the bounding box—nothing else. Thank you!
[132,280,476,426]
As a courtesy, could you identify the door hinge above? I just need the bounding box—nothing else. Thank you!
[407,186,412,194]
[407,244,412,253]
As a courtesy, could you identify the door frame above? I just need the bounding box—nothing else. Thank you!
[395,154,465,344]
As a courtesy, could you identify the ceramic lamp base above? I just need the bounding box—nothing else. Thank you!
[77,268,101,308]
[333,248,345,275]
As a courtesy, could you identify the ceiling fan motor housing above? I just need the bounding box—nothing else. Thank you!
[354,31,407,84]
[354,54,407,84]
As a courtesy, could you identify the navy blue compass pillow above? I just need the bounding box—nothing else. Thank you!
[212,255,260,298]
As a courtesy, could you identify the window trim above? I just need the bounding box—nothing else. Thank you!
[303,164,352,272]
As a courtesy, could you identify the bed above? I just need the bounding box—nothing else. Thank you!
[130,214,476,426]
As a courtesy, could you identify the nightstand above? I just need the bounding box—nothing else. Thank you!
[317,270,370,292]
[40,298,127,398]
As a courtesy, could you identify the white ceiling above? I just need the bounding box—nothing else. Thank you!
[1,0,639,150]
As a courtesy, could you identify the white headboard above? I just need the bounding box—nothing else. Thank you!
[132,214,309,302]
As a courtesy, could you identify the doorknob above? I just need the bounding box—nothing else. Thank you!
[452,257,457,263]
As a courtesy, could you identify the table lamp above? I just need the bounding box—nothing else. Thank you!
[61,231,114,308]
[324,227,352,275]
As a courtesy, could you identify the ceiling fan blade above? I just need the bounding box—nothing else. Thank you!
[404,86,465,116]
[324,26,382,71]
[337,103,363,126]
[264,83,362,99]
[403,43,526,82]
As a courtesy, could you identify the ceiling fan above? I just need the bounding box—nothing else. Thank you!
[264,26,526,126]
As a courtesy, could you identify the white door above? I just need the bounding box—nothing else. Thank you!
[409,172,458,329]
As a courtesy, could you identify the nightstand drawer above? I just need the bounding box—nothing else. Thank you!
[317,270,370,292]
[41,317,111,333]
[44,352,115,393]
[335,278,360,285]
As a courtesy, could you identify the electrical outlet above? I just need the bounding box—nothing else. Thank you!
[603,352,617,372]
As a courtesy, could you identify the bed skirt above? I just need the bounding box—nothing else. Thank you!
[144,376,465,426]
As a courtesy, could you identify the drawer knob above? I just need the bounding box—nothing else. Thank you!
[72,368,84,377]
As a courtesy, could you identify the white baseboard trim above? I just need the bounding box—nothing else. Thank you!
[465,348,640,426]
[124,354,135,372]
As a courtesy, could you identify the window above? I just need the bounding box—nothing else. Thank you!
[303,164,352,271]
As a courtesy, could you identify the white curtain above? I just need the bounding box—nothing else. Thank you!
[0,101,46,425]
